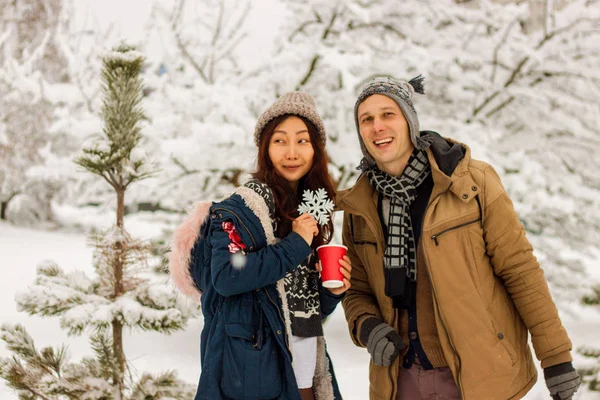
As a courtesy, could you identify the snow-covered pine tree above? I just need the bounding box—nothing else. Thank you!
[0,44,195,400]
[578,287,600,391]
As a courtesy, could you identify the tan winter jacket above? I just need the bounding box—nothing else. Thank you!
[337,135,572,400]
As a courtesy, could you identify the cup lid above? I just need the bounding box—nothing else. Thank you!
[316,244,348,251]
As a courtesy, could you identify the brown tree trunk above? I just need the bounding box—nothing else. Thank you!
[112,187,126,399]
[0,201,7,220]
[1,192,19,221]
[112,319,124,400]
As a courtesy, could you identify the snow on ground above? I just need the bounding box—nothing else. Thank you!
[1,221,599,399]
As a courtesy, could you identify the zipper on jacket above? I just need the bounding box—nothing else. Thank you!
[253,296,264,350]
[475,194,483,228]
[212,207,257,249]
[431,218,481,246]
[264,288,289,349]
[420,183,465,396]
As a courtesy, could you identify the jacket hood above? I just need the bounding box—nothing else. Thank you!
[422,130,466,177]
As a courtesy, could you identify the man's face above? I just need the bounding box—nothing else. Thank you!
[357,94,414,175]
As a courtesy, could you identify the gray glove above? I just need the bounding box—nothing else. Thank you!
[544,362,582,400]
[360,317,406,367]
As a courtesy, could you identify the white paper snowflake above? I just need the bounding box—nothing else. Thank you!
[298,188,334,226]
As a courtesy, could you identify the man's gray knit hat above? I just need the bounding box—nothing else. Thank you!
[354,75,429,169]
[254,92,327,146]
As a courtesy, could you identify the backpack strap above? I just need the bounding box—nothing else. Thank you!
[168,201,212,302]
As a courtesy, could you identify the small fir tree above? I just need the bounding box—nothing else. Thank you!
[0,44,194,400]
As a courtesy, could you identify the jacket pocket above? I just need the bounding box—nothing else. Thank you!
[488,313,518,366]
[353,240,378,260]
[221,323,282,399]
[430,217,481,246]
[456,329,514,389]
[350,214,379,252]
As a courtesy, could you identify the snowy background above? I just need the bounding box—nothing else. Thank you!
[1,0,599,398]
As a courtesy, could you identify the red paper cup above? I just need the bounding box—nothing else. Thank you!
[316,244,347,289]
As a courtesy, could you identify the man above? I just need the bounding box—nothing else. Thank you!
[337,76,581,400]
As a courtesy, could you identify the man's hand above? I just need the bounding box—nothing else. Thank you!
[544,362,582,400]
[360,317,406,367]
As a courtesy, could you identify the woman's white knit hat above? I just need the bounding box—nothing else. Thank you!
[254,92,326,146]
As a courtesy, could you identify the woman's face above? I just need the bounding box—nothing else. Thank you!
[268,116,315,190]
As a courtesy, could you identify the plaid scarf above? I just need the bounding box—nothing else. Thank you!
[366,150,431,299]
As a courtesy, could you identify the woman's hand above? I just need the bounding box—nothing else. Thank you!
[317,255,352,295]
[292,214,319,246]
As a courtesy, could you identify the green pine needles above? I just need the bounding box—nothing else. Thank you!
[75,43,154,191]
[578,286,600,391]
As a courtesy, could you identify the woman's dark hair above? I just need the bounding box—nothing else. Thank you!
[252,114,335,249]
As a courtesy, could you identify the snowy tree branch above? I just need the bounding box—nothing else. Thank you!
[172,7,209,83]
[322,7,340,40]
[491,19,518,83]
[461,21,481,51]
[289,17,322,42]
[468,10,599,122]
[171,0,185,28]
[535,16,600,50]
[296,55,321,89]
[213,31,248,64]
[23,385,53,400]
[205,0,226,83]
[347,21,406,39]
[171,156,199,176]
[470,53,528,121]
[528,70,598,87]
[485,95,515,118]
[295,8,341,89]
[211,0,225,48]
[504,55,529,88]
[470,90,500,120]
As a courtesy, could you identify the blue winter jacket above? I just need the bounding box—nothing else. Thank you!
[170,185,343,400]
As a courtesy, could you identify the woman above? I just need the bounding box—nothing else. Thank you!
[169,92,351,400]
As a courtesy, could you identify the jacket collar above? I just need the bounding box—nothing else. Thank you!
[425,132,480,203]
[335,174,379,218]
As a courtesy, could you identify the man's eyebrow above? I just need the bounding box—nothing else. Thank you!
[358,106,396,120]
[358,111,371,120]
